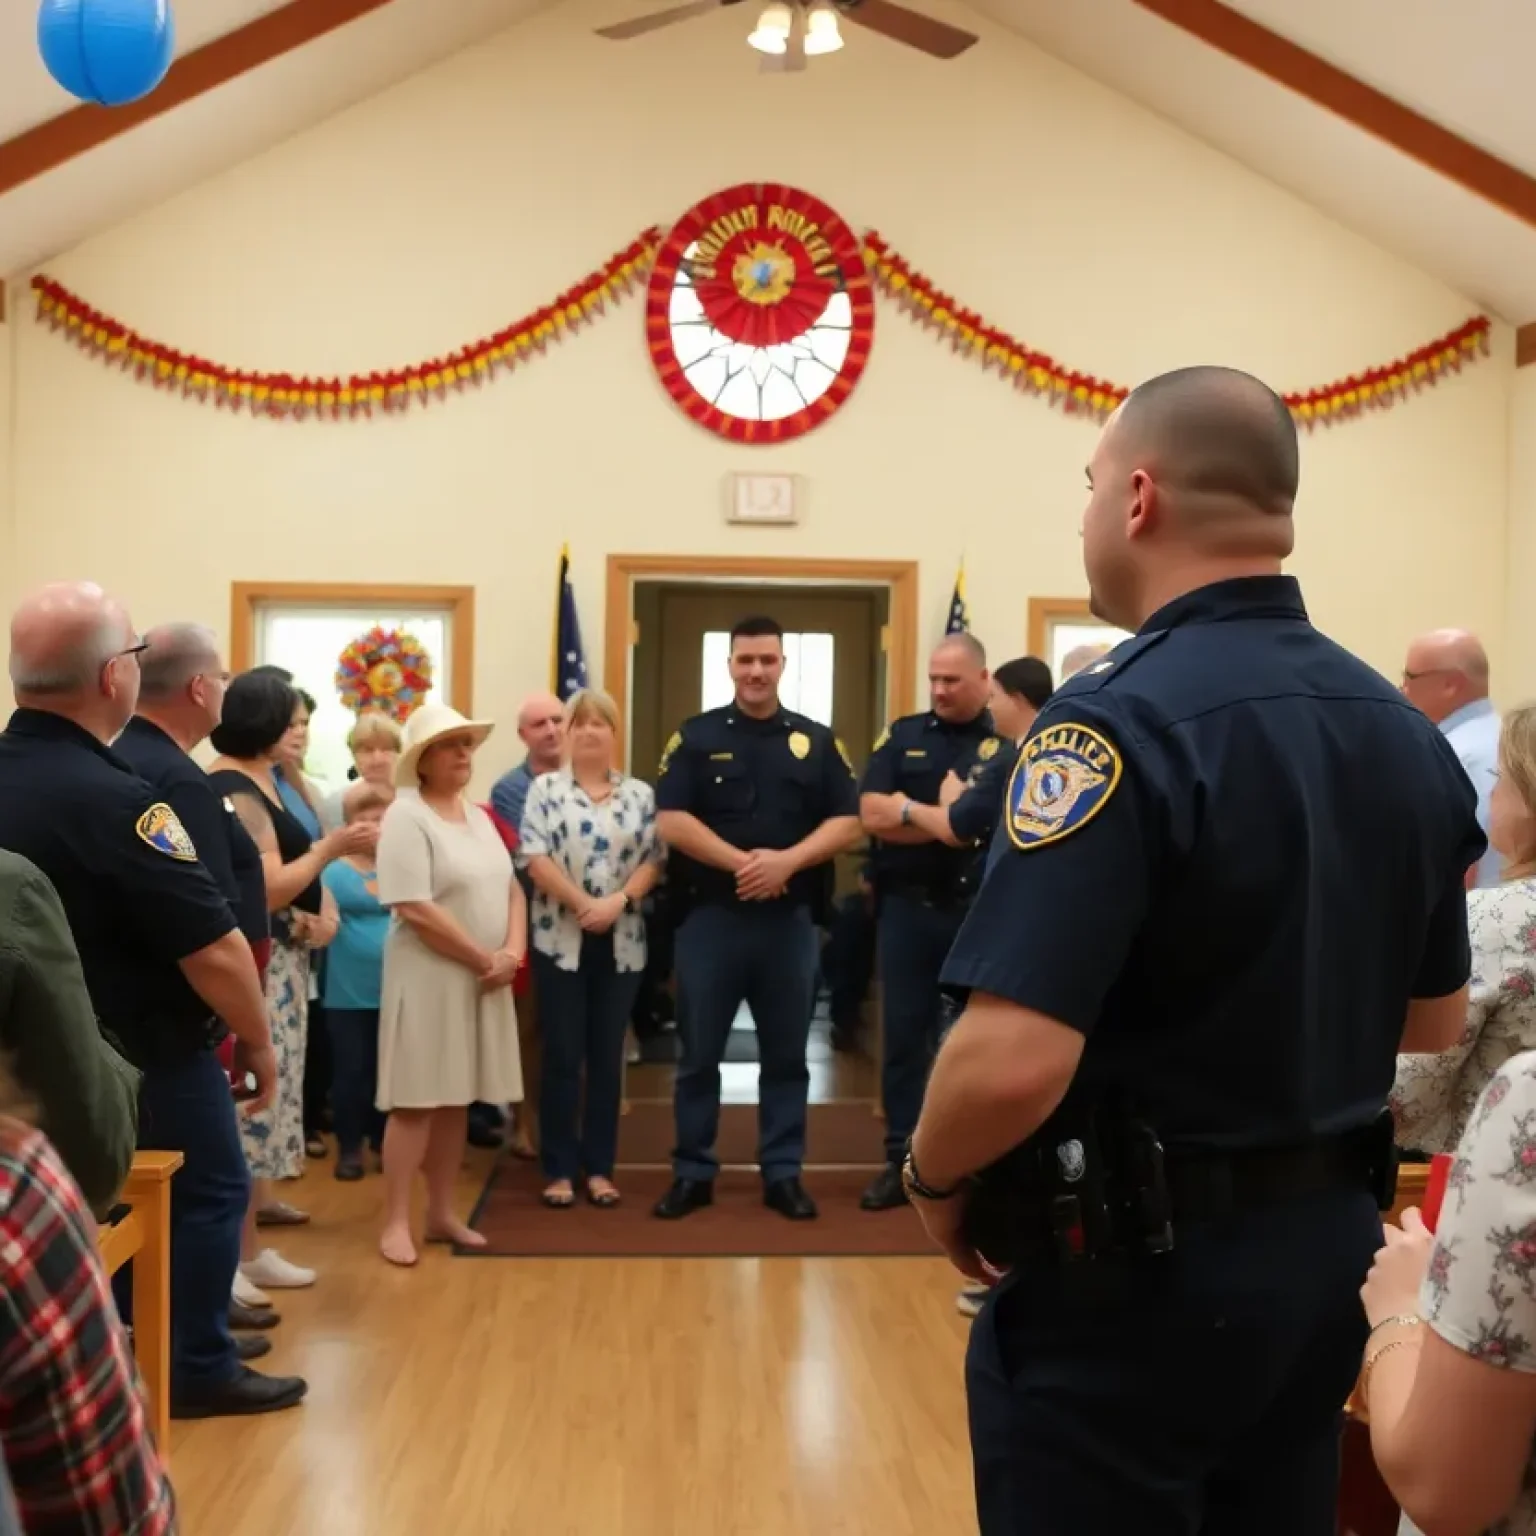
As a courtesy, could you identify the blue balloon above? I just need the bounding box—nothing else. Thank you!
[37,0,175,109]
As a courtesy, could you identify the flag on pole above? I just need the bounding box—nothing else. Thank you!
[945,561,970,634]
[550,544,589,701]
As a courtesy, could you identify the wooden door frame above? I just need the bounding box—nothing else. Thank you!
[1026,595,1095,658]
[228,582,477,714]
[604,555,919,764]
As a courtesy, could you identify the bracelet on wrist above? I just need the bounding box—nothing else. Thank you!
[1360,1335,1422,1413]
[1368,1313,1423,1339]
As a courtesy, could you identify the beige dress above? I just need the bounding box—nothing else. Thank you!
[374,790,523,1111]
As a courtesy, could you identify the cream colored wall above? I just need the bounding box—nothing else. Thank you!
[1507,372,1536,704]
[0,297,13,653]
[5,0,1514,755]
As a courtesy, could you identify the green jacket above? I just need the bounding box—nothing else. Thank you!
[0,851,140,1212]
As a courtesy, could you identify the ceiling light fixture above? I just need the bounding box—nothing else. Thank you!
[746,1,792,54]
[803,2,843,54]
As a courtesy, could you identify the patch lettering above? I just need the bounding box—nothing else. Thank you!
[136,802,198,862]
[1005,722,1121,851]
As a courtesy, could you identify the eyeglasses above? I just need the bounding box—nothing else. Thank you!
[116,641,150,660]
[1402,667,1454,684]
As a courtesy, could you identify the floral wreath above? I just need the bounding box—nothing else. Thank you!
[335,625,433,724]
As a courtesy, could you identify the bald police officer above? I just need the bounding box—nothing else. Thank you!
[653,615,860,1221]
[903,370,1483,1533]
[0,583,305,1420]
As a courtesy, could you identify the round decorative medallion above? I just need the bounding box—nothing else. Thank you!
[646,183,874,444]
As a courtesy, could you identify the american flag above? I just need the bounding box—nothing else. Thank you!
[551,544,589,701]
[945,562,970,634]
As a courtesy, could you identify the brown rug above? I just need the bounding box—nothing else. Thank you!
[462,1160,932,1258]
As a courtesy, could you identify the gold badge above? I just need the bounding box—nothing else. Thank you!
[1005,722,1122,852]
[658,730,683,775]
[788,731,810,760]
[978,737,999,761]
[835,737,853,771]
[135,802,198,862]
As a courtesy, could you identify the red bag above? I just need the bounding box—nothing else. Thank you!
[480,803,532,997]
[1421,1152,1453,1233]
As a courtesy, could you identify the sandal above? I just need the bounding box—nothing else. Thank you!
[255,1202,309,1227]
[541,1183,575,1209]
[587,1180,621,1209]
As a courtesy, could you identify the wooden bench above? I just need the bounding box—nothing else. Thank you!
[98,1152,182,1455]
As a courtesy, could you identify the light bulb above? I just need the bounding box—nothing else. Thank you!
[803,6,843,54]
[747,1,792,54]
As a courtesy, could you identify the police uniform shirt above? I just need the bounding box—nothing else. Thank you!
[0,710,239,1069]
[115,717,270,949]
[940,576,1487,1147]
[654,705,858,909]
[860,710,1004,894]
[946,737,1021,846]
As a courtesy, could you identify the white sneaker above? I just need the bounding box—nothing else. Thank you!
[241,1249,317,1289]
[955,1283,988,1319]
[232,1270,272,1309]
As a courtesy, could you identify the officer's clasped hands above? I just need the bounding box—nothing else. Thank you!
[735,848,794,901]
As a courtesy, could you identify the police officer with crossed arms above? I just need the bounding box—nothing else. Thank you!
[902,369,1483,1534]
[855,631,1002,1211]
[652,615,860,1222]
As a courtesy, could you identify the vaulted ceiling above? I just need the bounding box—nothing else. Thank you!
[1,0,1531,323]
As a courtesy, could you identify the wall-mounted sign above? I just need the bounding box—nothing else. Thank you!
[646,183,874,444]
[726,472,798,525]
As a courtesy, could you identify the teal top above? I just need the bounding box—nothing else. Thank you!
[320,859,388,1010]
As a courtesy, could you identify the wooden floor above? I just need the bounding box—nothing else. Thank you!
[166,1148,977,1535]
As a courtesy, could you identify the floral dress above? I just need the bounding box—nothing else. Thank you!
[1393,877,1536,1155]
[1407,1052,1536,1534]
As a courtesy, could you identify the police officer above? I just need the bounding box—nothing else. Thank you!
[902,369,1483,1534]
[653,614,860,1221]
[0,582,306,1420]
[853,632,1000,1210]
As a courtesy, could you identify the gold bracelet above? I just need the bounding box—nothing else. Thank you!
[1368,1313,1423,1338]
[1360,1335,1422,1413]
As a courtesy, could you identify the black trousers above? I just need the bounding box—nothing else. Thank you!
[967,1186,1379,1534]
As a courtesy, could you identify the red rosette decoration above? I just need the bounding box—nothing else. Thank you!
[335,626,433,725]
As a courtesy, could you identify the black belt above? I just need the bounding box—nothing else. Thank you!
[1161,1136,1374,1224]
[880,882,970,911]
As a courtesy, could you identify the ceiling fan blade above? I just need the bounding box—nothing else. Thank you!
[595,0,722,40]
[759,4,807,71]
[839,0,978,58]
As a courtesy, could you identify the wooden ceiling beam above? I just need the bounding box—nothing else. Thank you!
[0,0,393,199]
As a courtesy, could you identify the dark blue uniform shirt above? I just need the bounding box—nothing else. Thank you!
[0,709,239,1070]
[861,709,1003,899]
[116,717,269,948]
[655,704,858,911]
[941,576,1486,1149]
[947,737,1021,847]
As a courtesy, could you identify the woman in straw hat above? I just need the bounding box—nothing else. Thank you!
[374,703,526,1266]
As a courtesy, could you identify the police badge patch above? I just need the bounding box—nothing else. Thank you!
[136,802,199,862]
[658,730,683,775]
[1005,721,1122,851]
[788,731,810,760]
[977,737,999,762]
[834,737,853,770]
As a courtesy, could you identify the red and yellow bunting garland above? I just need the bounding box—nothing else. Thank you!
[861,232,1491,429]
[335,626,433,723]
[28,216,1492,431]
[30,233,661,421]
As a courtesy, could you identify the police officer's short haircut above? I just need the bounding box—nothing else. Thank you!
[729,615,784,647]
[935,632,987,669]
[992,656,1054,708]
[1117,365,1299,515]
[210,671,299,759]
[8,618,122,695]
[137,623,220,701]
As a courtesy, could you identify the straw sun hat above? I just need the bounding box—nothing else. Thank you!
[394,703,495,787]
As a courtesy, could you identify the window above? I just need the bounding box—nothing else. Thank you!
[255,607,453,791]
[1047,621,1131,685]
[700,631,835,723]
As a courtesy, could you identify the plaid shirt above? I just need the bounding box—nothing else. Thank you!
[0,1123,176,1534]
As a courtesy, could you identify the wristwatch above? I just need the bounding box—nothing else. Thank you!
[901,1138,960,1202]
[899,798,913,827]
[620,893,635,914]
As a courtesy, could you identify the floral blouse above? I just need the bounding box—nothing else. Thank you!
[1409,1052,1536,1535]
[516,770,662,974]
[1393,877,1536,1156]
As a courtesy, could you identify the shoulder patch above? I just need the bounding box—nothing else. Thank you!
[834,737,853,771]
[658,730,683,775]
[136,802,199,862]
[871,726,890,753]
[1006,722,1122,851]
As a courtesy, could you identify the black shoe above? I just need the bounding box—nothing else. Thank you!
[764,1177,818,1221]
[653,1178,713,1220]
[334,1155,364,1182]
[228,1302,280,1331]
[235,1334,272,1362]
[171,1365,307,1420]
[860,1163,908,1211]
[466,1120,503,1150]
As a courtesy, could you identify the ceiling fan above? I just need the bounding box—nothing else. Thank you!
[595,0,979,71]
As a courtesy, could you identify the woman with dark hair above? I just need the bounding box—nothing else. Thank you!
[208,672,374,1297]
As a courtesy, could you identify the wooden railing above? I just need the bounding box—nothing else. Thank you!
[99,1152,182,1454]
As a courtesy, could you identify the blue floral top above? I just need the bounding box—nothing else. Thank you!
[516,770,662,973]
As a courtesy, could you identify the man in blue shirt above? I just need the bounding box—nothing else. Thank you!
[489,692,566,834]
[1401,628,1502,887]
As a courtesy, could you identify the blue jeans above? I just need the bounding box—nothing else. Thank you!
[534,937,640,1182]
[326,1007,385,1156]
[672,903,818,1183]
[122,1049,249,1390]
